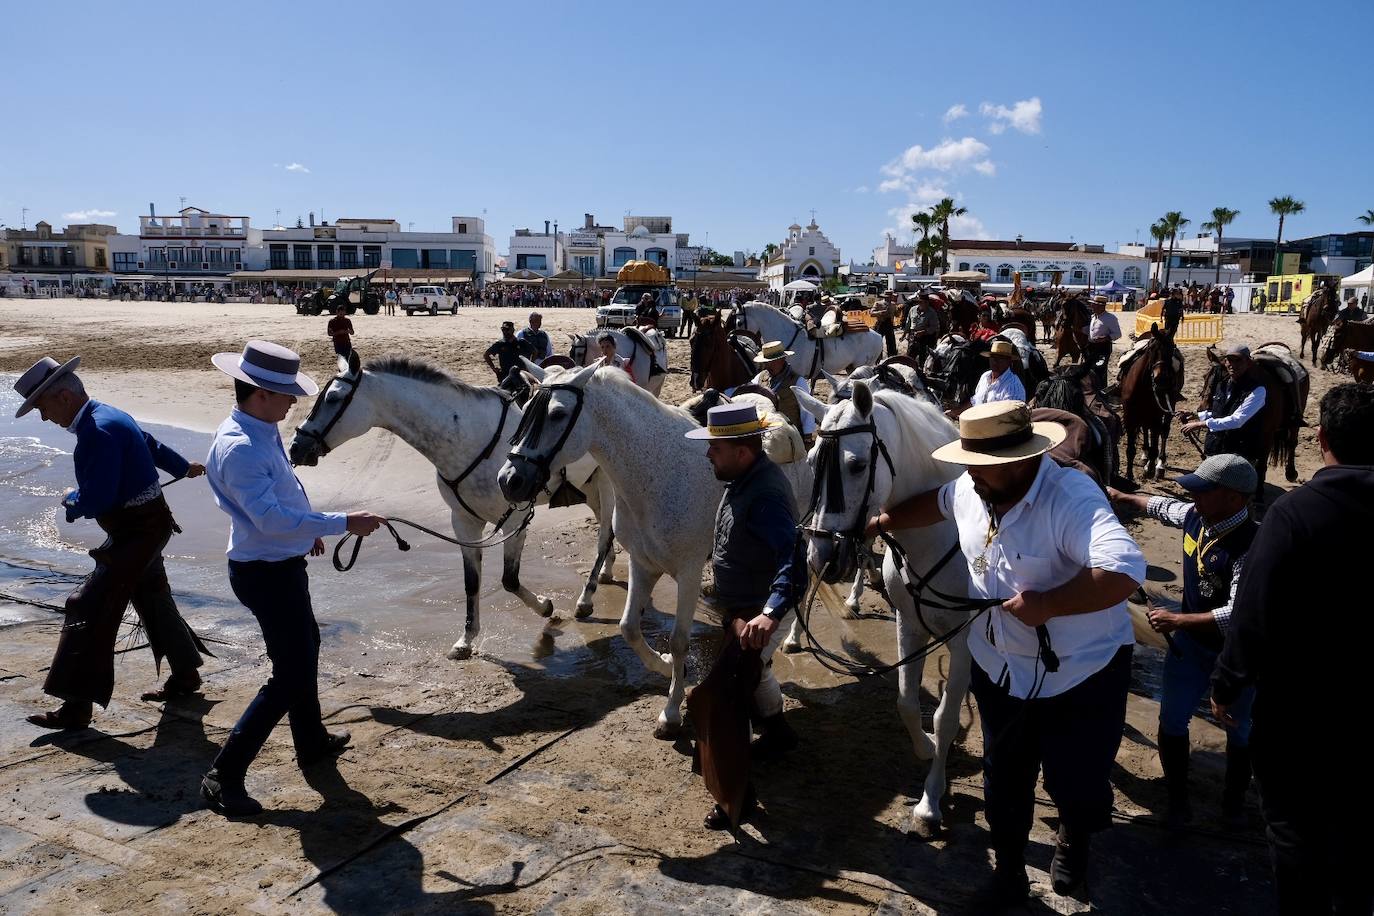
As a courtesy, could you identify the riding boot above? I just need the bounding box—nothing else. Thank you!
[1158,731,1192,829]
[750,711,798,763]
[1220,738,1252,830]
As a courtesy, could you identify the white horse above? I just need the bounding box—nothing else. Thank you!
[566,327,668,398]
[498,362,811,737]
[793,381,975,838]
[288,352,618,660]
[733,301,884,380]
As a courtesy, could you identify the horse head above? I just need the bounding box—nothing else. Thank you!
[289,349,370,466]
[499,362,597,503]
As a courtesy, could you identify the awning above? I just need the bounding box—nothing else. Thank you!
[782,279,818,292]
[228,269,356,282]
[369,268,473,284]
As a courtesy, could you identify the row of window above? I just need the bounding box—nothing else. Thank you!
[270,244,383,270]
[611,247,668,268]
[954,261,1142,286]
[15,246,105,268]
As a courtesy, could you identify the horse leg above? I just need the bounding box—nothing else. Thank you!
[575,475,617,618]
[844,567,865,618]
[1156,417,1171,477]
[655,561,704,740]
[500,518,554,618]
[619,556,670,678]
[911,629,973,839]
[448,515,485,659]
[782,613,805,654]
[1285,425,1300,483]
[1125,422,1138,482]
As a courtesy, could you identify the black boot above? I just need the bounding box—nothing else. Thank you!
[1051,825,1090,896]
[1158,731,1192,829]
[962,849,1029,914]
[750,712,798,763]
[1220,739,1251,830]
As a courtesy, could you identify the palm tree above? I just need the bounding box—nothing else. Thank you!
[930,197,967,273]
[1268,196,1305,275]
[916,233,943,277]
[1149,222,1169,292]
[762,242,779,262]
[1161,211,1189,287]
[1200,207,1240,286]
[911,211,937,273]
[1358,209,1374,226]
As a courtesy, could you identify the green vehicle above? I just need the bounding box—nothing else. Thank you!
[295,270,383,316]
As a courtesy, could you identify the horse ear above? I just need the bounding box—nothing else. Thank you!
[852,380,874,418]
[794,386,830,422]
[520,357,546,381]
[820,368,843,391]
[519,370,541,390]
[568,362,599,388]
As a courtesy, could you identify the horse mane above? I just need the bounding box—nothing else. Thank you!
[871,388,961,495]
[365,355,502,399]
[622,326,655,351]
[581,363,696,424]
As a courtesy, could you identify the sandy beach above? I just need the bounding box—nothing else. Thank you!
[0,297,1333,913]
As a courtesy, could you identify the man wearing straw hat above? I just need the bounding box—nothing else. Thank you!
[969,338,1026,409]
[685,402,806,830]
[752,340,816,446]
[866,400,1145,907]
[12,356,209,730]
[200,341,385,817]
[1085,295,1122,388]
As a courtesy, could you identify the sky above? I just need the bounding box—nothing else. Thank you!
[6,0,1374,262]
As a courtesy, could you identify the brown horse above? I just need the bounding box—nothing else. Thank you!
[1120,326,1183,481]
[1052,294,1091,368]
[1320,318,1374,371]
[689,311,757,391]
[1200,344,1309,486]
[1298,287,1337,360]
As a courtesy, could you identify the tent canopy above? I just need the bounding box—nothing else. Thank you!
[1096,280,1133,294]
[1341,265,1374,287]
[782,279,818,292]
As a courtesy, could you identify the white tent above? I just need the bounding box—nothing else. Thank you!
[1341,265,1373,304]
[782,279,818,292]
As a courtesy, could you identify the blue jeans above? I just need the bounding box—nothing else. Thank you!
[212,557,330,780]
[1159,629,1254,745]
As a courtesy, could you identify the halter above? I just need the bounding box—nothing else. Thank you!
[294,370,362,457]
[506,383,586,495]
[801,421,895,547]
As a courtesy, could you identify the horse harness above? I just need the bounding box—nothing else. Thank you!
[507,383,586,497]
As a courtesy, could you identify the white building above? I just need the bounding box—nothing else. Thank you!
[602,215,686,276]
[909,239,1151,290]
[108,206,259,284]
[761,219,842,292]
[261,215,494,282]
[872,234,915,269]
[508,223,564,276]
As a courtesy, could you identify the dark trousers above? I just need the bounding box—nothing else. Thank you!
[212,557,329,780]
[48,497,202,707]
[1252,725,1374,915]
[1086,340,1114,388]
[970,645,1132,860]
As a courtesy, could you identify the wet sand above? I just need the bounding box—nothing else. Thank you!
[0,298,1327,913]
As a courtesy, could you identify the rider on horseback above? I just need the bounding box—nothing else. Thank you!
[1180,343,1266,499]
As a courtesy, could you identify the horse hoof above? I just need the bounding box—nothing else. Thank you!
[538,597,555,618]
[653,720,681,741]
[907,816,944,842]
[447,644,473,661]
[574,601,595,620]
[597,570,615,585]
[843,600,861,619]
[782,640,803,655]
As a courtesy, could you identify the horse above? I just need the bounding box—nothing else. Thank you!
[792,381,973,838]
[1200,343,1309,486]
[730,301,884,380]
[1052,294,1091,367]
[1320,317,1374,371]
[821,356,939,410]
[1119,326,1183,481]
[1298,288,1337,360]
[288,352,618,660]
[997,327,1049,397]
[567,326,668,397]
[924,334,987,409]
[1032,365,1119,486]
[498,362,812,738]
[688,311,758,392]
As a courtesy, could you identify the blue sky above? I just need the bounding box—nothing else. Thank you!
[6,0,1373,261]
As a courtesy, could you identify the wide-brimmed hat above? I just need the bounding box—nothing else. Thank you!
[1093,295,1109,305]
[753,340,795,364]
[1220,342,1251,360]
[13,355,81,418]
[931,401,1066,466]
[1177,453,1257,494]
[986,339,1018,360]
[211,340,318,396]
[685,403,776,440]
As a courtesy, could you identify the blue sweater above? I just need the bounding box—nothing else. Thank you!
[67,400,190,521]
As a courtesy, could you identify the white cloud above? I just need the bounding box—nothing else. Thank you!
[972,160,997,176]
[284,162,311,173]
[62,209,116,220]
[942,103,968,124]
[979,97,1042,135]
[881,136,992,178]
[853,185,870,194]
[878,177,909,194]
[884,190,990,245]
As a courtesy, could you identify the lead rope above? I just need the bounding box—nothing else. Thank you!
[332,507,536,573]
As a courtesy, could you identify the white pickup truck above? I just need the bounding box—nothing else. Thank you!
[401,285,458,316]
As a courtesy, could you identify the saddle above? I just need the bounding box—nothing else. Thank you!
[1116,336,1183,384]
[1253,345,1309,427]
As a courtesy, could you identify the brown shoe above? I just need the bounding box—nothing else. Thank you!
[141,671,202,702]
[27,701,93,730]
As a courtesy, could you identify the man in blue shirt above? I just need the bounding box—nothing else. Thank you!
[201,341,385,817]
[13,356,208,730]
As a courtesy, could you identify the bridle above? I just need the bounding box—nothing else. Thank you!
[801,420,894,548]
[506,383,586,497]
[294,370,362,458]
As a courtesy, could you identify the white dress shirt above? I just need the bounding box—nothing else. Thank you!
[207,408,347,561]
[1087,311,1122,342]
[938,455,1146,698]
[1197,382,1266,431]
[970,369,1026,406]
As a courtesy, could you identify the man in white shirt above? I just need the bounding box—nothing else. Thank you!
[967,339,1026,410]
[1083,296,1122,387]
[866,401,1145,908]
[1180,343,1268,498]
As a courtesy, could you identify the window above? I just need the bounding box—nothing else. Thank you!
[269,245,288,269]
[293,245,313,270]
[996,263,1013,282]
[973,262,990,276]
[207,248,223,264]
[612,247,635,268]
[809,246,815,256]
[39,248,54,266]
[168,246,184,265]
[576,255,597,275]
[225,248,241,265]
[644,247,668,266]
[59,248,75,267]
[450,250,476,271]
[363,246,382,268]
[1070,267,1087,283]
[421,249,448,269]
[18,246,33,265]
[97,248,109,269]
[391,248,419,268]
[457,223,467,233]
[1095,265,1115,284]
[186,247,202,265]
[515,253,547,271]
[317,246,335,269]
[339,246,359,268]
[1123,266,1142,286]
[958,262,971,272]
[114,252,139,271]
[148,247,167,266]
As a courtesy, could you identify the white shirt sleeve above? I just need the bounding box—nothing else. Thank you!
[793,376,816,434]
[1057,472,1147,584]
[970,371,992,405]
[1204,385,1266,431]
[1006,372,1026,403]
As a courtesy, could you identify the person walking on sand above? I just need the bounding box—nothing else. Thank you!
[326,305,354,357]
[12,356,208,730]
[199,341,385,817]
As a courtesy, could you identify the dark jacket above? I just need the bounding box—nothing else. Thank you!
[69,400,190,521]
[1212,465,1374,728]
[711,455,799,614]
[1204,369,1265,460]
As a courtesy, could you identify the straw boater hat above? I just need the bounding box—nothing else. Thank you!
[211,340,319,397]
[12,355,81,417]
[684,403,777,440]
[1093,295,1109,305]
[753,340,795,364]
[931,400,1066,466]
[985,339,1019,360]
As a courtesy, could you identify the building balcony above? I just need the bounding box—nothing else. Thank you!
[141,225,246,238]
